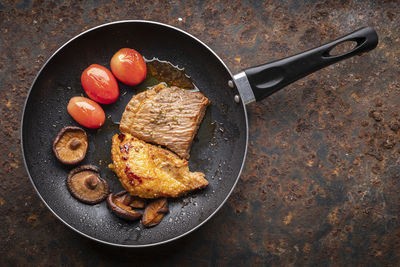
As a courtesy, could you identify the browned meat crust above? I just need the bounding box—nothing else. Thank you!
[109,133,208,199]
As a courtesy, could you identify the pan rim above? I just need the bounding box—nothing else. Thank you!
[20,19,249,248]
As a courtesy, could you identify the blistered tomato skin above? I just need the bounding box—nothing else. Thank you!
[67,97,105,129]
[110,48,147,86]
[81,64,119,104]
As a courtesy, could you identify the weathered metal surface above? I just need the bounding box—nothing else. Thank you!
[1,0,399,265]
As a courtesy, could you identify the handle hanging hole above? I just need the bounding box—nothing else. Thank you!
[327,40,359,56]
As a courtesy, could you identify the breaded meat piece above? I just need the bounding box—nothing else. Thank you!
[109,133,208,198]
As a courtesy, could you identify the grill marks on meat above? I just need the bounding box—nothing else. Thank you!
[110,133,208,198]
[120,83,210,159]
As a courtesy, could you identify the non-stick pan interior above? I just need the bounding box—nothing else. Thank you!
[22,21,248,246]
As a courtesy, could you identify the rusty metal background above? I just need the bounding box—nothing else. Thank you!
[1,0,399,265]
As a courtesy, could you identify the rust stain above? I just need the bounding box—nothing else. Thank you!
[283,212,292,225]
[27,215,39,227]
[303,243,311,254]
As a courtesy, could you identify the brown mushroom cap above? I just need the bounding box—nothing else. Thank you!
[142,198,169,227]
[107,191,142,221]
[67,165,109,204]
[53,126,88,165]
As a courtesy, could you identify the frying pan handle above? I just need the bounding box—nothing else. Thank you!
[242,27,378,102]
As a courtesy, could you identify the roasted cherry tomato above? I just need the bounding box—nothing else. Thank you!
[110,48,147,86]
[81,64,119,104]
[67,96,105,129]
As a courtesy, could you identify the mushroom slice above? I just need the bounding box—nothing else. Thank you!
[53,126,88,165]
[116,194,146,209]
[107,191,142,221]
[129,197,147,209]
[114,191,146,209]
[67,165,109,204]
[142,198,169,227]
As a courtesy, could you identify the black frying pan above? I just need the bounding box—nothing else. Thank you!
[21,20,378,247]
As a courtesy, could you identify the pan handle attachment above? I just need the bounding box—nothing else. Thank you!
[236,27,378,103]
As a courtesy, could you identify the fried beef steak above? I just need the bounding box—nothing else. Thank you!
[119,83,210,159]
